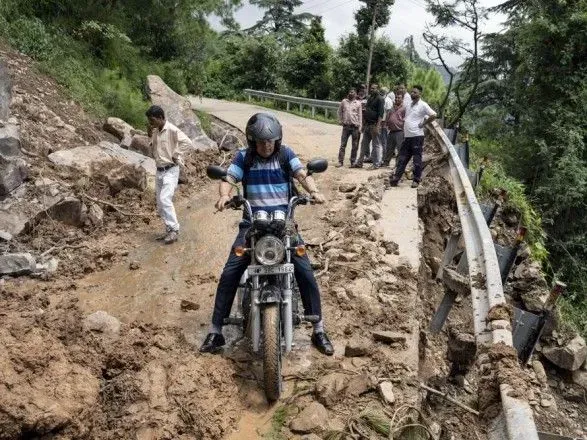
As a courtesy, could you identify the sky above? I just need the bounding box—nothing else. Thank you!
[210,0,508,68]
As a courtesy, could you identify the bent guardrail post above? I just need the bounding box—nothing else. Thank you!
[430,121,539,440]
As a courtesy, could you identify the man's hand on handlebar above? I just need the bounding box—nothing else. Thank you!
[311,191,326,204]
[216,195,232,211]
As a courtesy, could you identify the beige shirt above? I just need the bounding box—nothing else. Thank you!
[151,121,193,168]
[337,98,362,129]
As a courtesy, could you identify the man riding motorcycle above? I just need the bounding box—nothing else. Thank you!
[199,113,334,356]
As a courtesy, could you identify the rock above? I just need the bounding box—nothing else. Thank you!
[105,163,148,194]
[83,311,121,336]
[315,373,349,407]
[35,177,60,197]
[339,252,358,262]
[339,183,357,193]
[87,202,104,226]
[147,75,216,150]
[561,385,585,403]
[378,381,395,404]
[289,401,329,434]
[128,134,152,157]
[0,122,21,156]
[346,374,374,397]
[180,300,200,311]
[129,261,141,270]
[382,240,399,255]
[532,360,548,385]
[573,369,587,389]
[521,289,546,313]
[103,117,136,141]
[543,336,587,371]
[325,248,342,259]
[0,230,12,241]
[364,204,382,220]
[48,197,86,226]
[0,60,11,121]
[35,257,59,275]
[209,121,242,151]
[345,337,372,357]
[0,154,28,196]
[48,141,156,189]
[447,328,476,368]
[372,331,407,346]
[0,190,63,237]
[0,253,36,275]
[442,267,470,297]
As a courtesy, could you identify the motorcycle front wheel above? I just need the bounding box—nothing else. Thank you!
[263,304,282,402]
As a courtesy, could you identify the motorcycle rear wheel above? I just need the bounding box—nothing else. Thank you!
[263,304,282,402]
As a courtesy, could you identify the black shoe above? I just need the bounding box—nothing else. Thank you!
[411,181,420,188]
[389,180,399,187]
[311,332,334,356]
[363,157,373,163]
[199,333,225,353]
[350,163,363,169]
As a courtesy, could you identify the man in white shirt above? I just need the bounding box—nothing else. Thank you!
[146,105,193,244]
[389,85,437,188]
[394,83,412,107]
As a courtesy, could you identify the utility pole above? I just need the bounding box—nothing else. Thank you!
[365,0,379,89]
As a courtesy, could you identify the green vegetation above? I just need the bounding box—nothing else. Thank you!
[263,405,294,440]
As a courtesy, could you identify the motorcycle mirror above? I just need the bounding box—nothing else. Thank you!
[207,165,228,180]
[306,158,328,175]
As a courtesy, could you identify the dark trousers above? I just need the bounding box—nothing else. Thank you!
[211,224,322,328]
[391,136,424,183]
[338,125,360,165]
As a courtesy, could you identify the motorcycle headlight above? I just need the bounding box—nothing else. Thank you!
[254,235,285,266]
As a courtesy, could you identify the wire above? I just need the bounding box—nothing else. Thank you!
[314,0,357,14]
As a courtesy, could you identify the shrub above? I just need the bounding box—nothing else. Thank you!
[7,17,53,60]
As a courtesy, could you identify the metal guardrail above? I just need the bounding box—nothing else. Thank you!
[430,121,539,440]
[244,89,340,118]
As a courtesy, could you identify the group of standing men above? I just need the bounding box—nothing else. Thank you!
[337,82,437,188]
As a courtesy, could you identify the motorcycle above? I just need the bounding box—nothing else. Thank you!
[206,158,328,401]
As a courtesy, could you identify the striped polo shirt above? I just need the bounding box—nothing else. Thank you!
[227,146,303,213]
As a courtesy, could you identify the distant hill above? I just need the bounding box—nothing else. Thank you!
[432,63,459,85]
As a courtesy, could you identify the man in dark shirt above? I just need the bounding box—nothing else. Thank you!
[351,83,385,169]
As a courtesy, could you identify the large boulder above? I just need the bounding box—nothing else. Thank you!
[289,402,329,434]
[0,154,28,196]
[48,141,155,190]
[0,187,63,237]
[0,59,11,121]
[146,75,217,151]
[0,122,21,157]
[0,253,36,276]
[128,134,152,157]
[543,336,587,371]
[103,117,135,141]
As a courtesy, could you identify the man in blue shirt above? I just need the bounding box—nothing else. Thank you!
[200,113,334,356]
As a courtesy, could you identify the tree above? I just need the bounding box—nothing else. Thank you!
[354,0,395,38]
[247,0,314,44]
[282,17,332,98]
[423,0,486,125]
[409,66,446,107]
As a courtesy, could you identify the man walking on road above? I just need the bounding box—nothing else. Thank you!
[337,88,362,167]
[146,105,193,244]
[389,85,437,188]
[382,93,405,167]
[352,83,384,169]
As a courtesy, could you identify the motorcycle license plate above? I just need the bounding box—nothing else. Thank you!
[248,264,294,275]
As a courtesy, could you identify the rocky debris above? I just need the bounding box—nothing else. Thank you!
[48,141,155,190]
[146,75,216,151]
[129,261,141,270]
[103,117,146,142]
[572,369,587,389]
[86,202,104,226]
[0,154,28,196]
[315,372,349,407]
[34,257,59,276]
[289,401,329,434]
[0,253,36,275]
[339,183,357,193]
[128,134,151,157]
[378,381,395,404]
[180,299,200,311]
[532,360,548,386]
[511,260,548,291]
[48,197,86,227]
[372,330,407,347]
[345,374,375,397]
[381,240,399,255]
[0,230,12,241]
[543,336,587,371]
[442,267,470,297]
[448,327,476,374]
[345,337,372,357]
[0,121,21,156]
[49,140,155,177]
[209,120,243,151]
[0,59,11,121]
[0,189,63,236]
[83,310,121,336]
